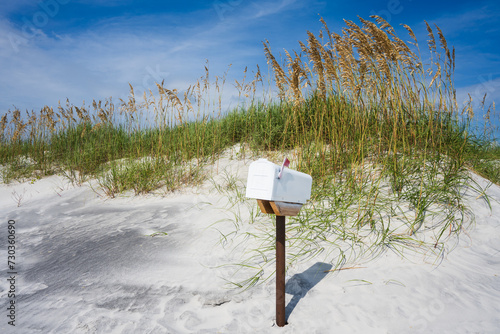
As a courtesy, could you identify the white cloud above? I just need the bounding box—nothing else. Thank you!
[455,76,500,109]
[0,5,269,113]
[251,0,300,19]
[427,5,499,37]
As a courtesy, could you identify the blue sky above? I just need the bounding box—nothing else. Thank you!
[1,0,499,133]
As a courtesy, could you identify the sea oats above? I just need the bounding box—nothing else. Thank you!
[434,24,448,53]
[425,21,437,53]
[263,40,288,100]
[428,64,441,88]
[307,31,326,98]
[0,114,8,140]
[371,15,395,36]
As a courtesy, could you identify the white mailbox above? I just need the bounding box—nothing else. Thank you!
[246,158,312,204]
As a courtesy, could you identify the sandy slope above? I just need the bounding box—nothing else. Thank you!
[0,158,499,333]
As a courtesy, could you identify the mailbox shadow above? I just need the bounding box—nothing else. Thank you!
[285,262,333,322]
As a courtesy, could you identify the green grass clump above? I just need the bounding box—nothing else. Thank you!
[97,157,203,197]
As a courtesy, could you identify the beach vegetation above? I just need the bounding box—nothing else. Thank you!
[1,16,499,289]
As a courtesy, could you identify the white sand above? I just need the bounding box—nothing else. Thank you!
[1,156,499,333]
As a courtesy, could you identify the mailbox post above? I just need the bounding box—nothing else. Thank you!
[276,214,286,326]
[246,158,312,327]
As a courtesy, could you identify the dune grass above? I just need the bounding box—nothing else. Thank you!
[1,16,499,288]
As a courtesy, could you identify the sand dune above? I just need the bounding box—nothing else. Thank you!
[1,158,499,333]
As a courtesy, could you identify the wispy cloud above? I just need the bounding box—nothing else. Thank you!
[0,3,274,112]
[426,5,500,36]
[251,0,301,19]
[455,76,500,109]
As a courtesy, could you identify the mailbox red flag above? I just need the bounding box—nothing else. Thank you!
[278,157,290,179]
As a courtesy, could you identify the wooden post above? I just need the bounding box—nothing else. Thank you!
[256,199,300,327]
[276,215,286,327]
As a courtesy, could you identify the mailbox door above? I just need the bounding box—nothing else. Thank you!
[245,159,277,201]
